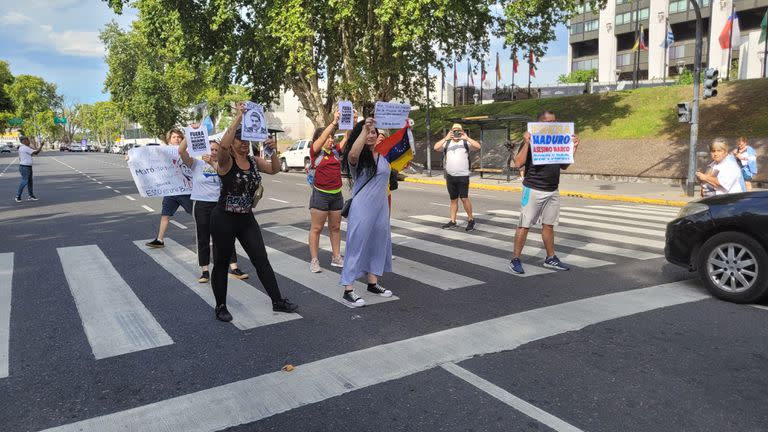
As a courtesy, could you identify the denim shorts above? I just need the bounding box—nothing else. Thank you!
[161,195,193,216]
[309,188,343,211]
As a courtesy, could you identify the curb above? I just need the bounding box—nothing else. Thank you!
[403,177,689,207]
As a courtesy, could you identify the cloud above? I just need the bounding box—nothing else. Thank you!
[1,12,104,57]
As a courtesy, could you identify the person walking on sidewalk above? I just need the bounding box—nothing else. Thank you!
[209,102,297,322]
[178,135,248,283]
[145,128,194,248]
[15,135,42,202]
[696,139,744,196]
[433,123,481,231]
[307,110,346,273]
[339,118,394,307]
[509,111,580,275]
[732,136,758,192]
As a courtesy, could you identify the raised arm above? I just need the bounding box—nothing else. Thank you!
[218,102,245,175]
[255,136,281,174]
[348,117,373,166]
[177,128,195,167]
[461,132,481,150]
[312,110,340,153]
[433,131,451,151]
[514,132,531,169]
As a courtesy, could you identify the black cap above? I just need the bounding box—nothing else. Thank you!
[18,134,28,142]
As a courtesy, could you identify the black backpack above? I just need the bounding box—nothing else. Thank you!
[443,140,471,177]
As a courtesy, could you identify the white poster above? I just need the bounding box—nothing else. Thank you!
[374,101,411,129]
[127,146,193,197]
[527,122,575,166]
[338,101,354,130]
[184,124,210,158]
[241,102,268,141]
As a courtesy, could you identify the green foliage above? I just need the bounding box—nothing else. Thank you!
[103,0,497,127]
[557,69,597,84]
[5,74,63,142]
[0,60,14,112]
[677,68,694,85]
[502,1,606,60]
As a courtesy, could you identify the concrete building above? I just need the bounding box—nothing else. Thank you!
[568,0,768,83]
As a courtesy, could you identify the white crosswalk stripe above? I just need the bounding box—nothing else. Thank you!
[265,225,484,290]
[135,239,301,329]
[57,245,174,359]
[236,244,399,308]
[586,205,678,219]
[556,206,673,223]
[0,253,12,379]
[482,210,664,238]
[495,208,669,230]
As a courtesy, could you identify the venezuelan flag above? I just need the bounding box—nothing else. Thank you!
[375,125,414,171]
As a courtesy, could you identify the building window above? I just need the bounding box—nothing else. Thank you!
[616,0,631,4]
[572,58,599,71]
[574,4,586,14]
[616,53,633,67]
[669,0,687,13]
[669,45,686,59]
[615,8,649,26]
[570,22,584,34]
[584,19,599,32]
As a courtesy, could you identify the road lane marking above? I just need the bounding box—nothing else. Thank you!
[134,239,300,329]
[750,304,768,311]
[430,202,449,207]
[266,225,483,290]
[609,204,680,215]
[586,205,675,221]
[169,221,187,229]
[482,211,664,238]
[294,182,308,186]
[441,363,585,432]
[125,196,136,201]
[97,182,103,184]
[557,207,672,223]
[113,190,121,194]
[105,185,112,189]
[272,180,282,183]
[41,280,708,432]
[268,198,289,204]
[0,158,18,175]
[235,244,398,308]
[405,216,614,269]
[0,253,12,378]
[56,246,173,359]
[141,205,154,212]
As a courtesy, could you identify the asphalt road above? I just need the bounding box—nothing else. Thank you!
[1,151,766,432]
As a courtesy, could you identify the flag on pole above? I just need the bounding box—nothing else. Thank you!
[468,59,474,86]
[481,61,487,85]
[528,51,536,77]
[441,68,445,92]
[662,22,675,48]
[632,25,648,51]
[453,59,458,84]
[495,52,501,81]
[719,13,741,49]
[375,125,414,171]
[760,10,768,43]
[513,50,519,73]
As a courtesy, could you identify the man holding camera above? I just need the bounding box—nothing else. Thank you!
[509,110,579,274]
[15,134,42,202]
[433,123,481,231]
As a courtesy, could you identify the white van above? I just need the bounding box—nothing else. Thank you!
[279,139,312,172]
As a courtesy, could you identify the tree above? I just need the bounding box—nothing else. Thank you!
[502,1,606,62]
[103,0,497,127]
[5,74,63,142]
[0,60,14,113]
[558,69,597,84]
[76,101,124,145]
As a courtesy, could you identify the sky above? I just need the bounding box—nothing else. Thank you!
[0,1,568,104]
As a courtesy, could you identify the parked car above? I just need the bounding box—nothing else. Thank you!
[69,143,85,152]
[0,144,11,153]
[279,139,312,172]
[59,143,70,152]
[665,192,768,303]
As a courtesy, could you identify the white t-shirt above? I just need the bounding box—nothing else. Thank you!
[444,140,470,177]
[18,145,34,166]
[190,159,221,202]
[712,156,744,195]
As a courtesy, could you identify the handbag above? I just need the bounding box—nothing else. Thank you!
[389,169,399,191]
[341,169,376,218]
[249,155,264,208]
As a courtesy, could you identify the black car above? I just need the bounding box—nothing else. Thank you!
[665,192,768,303]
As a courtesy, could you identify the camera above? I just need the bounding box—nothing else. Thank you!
[452,130,461,138]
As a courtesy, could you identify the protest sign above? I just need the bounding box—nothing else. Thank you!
[374,102,411,129]
[127,146,193,197]
[338,101,354,130]
[241,102,268,141]
[527,122,575,165]
[184,124,210,158]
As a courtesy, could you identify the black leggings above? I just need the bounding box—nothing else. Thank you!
[193,201,237,267]
[210,206,283,306]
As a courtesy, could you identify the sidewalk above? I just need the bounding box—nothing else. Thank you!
[403,170,703,207]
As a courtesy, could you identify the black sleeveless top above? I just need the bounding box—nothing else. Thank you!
[218,155,262,213]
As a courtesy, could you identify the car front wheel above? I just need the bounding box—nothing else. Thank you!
[697,231,768,303]
[280,159,288,172]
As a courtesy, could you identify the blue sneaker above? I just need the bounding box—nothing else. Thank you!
[543,255,570,271]
[508,258,525,274]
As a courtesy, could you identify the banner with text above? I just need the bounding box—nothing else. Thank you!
[527,122,575,165]
[338,101,354,130]
[127,146,193,197]
[374,102,411,129]
[184,125,210,158]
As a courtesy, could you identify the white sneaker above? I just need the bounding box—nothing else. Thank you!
[331,255,344,268]
[342,290,365,307]
[309,258,321,273]
[367,284,393,297]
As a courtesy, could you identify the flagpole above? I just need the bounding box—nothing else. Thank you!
[632,0,640,89]
[511,51,516,100]
[726,2,735,80]
[664,18,669,83]
[764,26,768,78]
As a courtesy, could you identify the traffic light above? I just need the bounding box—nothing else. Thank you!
[677,102,691,123]
[703,68,719,99]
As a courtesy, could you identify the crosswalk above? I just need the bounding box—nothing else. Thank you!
[0,203,680,378]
